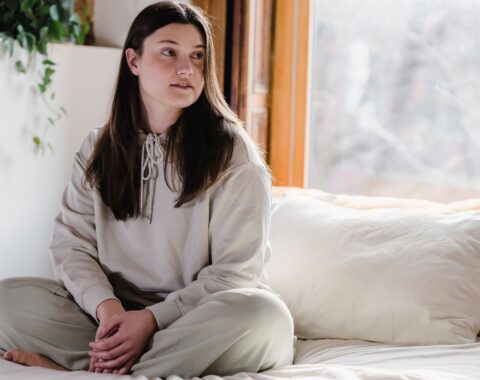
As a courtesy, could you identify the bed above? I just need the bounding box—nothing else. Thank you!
[1,187,480,379]
[1,337,479,379]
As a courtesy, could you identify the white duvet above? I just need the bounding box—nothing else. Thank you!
[1,338,478,380]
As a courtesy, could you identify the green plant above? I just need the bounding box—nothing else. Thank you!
[0,0,91,153]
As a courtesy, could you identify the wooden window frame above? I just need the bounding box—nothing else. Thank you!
[194,0,311,188]
[269,0,311,187]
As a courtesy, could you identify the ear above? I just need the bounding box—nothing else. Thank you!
[125,48,140,76]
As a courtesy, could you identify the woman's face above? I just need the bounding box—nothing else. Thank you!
[126,23,206,114]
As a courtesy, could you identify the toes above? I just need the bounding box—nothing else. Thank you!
[11,349,34,366]
[4,349,42,367]
[3,351,13,360]
[4,349,26,365]
[3,349,65,370]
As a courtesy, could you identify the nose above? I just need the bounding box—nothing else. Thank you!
[176,54,193,76]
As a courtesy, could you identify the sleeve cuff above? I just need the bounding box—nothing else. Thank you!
[80,283,119,322]
[147,300,183,329]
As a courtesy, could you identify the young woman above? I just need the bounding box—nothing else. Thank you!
[0,1,294,378]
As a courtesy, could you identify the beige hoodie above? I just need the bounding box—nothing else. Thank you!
[49,126,273,329]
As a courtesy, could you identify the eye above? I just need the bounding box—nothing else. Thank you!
[191,51,205,60]
[161,49,175,57]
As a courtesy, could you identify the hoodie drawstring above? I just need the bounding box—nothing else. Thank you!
[140,133,163,223]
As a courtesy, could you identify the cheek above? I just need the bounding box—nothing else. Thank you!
[140,57,172,79]
[195,68,205,86]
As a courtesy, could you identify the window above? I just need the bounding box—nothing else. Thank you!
[307,0,480,201]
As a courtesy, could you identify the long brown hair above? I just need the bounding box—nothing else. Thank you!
[85,1,239,220]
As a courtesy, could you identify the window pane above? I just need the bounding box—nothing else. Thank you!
[307,0,480,201]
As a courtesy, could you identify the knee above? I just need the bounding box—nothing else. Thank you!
[209,289,295,369]
[214,289,295,343]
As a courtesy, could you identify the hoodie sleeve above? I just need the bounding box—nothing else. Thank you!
[49,130,119,322]
[147,162,272,329]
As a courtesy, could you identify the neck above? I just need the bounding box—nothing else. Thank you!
[146,110,180,134]
[141,93,181,134]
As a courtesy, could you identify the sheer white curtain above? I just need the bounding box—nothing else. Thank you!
[307,0,480,201]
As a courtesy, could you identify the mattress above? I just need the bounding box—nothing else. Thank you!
[1,338,479,379]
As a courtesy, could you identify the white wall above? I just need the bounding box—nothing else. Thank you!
[0,43,121,279]
[94,0,189,48]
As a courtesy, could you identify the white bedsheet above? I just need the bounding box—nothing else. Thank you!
[1,338,479,380]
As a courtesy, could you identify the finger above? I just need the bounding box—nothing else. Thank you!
[88,342,129,361]
[88,357,96,372]
[90,332,124,352]
[94,352,130,370]
[118,367,129,375]
[118,359,135,375]
[97,317,121,340]
[94,358,104,373]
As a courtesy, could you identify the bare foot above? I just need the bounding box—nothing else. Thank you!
[3,349,66,371]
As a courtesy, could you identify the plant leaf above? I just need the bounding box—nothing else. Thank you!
[39,2,50,17]
[18,33,28,49]
[45,67,55,77]
[20,0,36,12]
[25,32,36,50]
[20,0,36,18]
[50,20,63,40]
[72,22,81,37]
[69,13,80,25]
[37,40,47,55]
[39,26,49,40]
[15,60,27,73]
[7,38,14,57]
[49,4,59,21]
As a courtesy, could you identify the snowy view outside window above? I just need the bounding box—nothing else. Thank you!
[307,0,480,201]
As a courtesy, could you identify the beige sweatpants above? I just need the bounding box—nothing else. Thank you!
[0,277,295,378]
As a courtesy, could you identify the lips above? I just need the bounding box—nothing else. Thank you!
[171,82,193,89]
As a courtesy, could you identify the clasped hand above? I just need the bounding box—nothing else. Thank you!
[88,308,158,375]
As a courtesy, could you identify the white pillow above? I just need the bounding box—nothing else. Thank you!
[266,193,480,345]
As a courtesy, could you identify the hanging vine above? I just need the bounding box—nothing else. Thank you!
[0,0,91,152]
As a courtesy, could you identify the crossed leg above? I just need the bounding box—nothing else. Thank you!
[0,277,295,377]
[0,277,96,371]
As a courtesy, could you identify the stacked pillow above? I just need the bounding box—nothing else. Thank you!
[267,191,480,345]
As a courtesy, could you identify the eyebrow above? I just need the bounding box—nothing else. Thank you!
[157,39,206,49]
